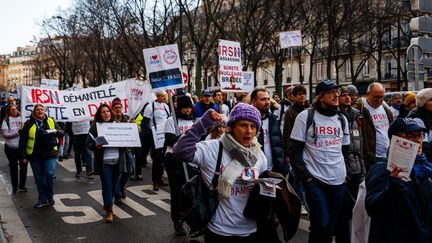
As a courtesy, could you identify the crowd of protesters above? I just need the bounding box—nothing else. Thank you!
[1,81,432,243]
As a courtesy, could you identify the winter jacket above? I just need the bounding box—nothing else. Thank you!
[19,115,64,160]
[193,102,218,118]
[409,107,432,162]
[258,112,288,176]
[365,162,432,243]
[86,123,127,175]
[283,102,308,156]
[352,98,393,170]
[341,107,366,179]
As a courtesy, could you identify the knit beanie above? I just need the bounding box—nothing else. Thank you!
[111,97,122,108]
[339,86,350,96]
[416,88,432,108]
[177,95,193,110]
[227,103,261,132]
[404,92,416,106]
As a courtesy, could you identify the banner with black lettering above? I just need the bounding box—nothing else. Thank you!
[20,80,153,122]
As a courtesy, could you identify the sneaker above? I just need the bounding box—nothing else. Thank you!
[34,202,49,208]
[58,156,63,162]
[76,172,83,178]
[114,197,122,205]
[174,222,186,236]
[48,198,55,206]
[86,171,94,176]
[136,175,143,181]
[153,183,160,191]
[18,187,28,192]
[121,191,126,199]
[189,228,205,238]
[129,175,136,181]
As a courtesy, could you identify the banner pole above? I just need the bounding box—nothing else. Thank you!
[167,89,179,135]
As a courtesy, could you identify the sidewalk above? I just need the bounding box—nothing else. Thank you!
[0,176,31,243]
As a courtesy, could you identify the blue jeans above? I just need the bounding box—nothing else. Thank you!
[29,158,57,203]
[73,134,92,173]
[304,178,345,243]
[100,164,120,207]
[116,151,133,197]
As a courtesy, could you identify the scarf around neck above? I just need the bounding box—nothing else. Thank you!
[217,133,262,198]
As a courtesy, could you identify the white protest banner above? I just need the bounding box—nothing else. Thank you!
[96,122,141,147]
[218,39,243,92]
[20,80,153,122]
[40,79,59,89]
[242,71,254,92]
[279,30,302,49]
[143,44,184,91]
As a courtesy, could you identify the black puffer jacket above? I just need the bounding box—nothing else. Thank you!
[258,112,288,176]
[19,115,64,160]
[409,107,432,162]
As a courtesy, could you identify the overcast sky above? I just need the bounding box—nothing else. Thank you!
[0,0,72,54]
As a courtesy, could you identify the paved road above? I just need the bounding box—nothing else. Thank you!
[0,140,309,243]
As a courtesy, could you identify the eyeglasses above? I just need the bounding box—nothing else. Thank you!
[372,96,384,100]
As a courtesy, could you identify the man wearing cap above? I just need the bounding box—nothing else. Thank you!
[289,80,350,243]
[366,117,432,243]
[251,87,287,175]
[409,88,432,162]
[193,90,218,118]
[353,82,393,169]
[334,86,366,242]
[173,103,267,241]
[346,85,359,105]
[143,91,171,191]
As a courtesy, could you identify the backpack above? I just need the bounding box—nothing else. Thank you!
[305,107,346,139]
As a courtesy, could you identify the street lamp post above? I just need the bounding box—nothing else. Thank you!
[186,58,194,93]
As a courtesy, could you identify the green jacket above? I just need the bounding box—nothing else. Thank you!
[353,98,393,171]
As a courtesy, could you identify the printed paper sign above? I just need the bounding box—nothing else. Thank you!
[143,44,184,91]
[218,39,243,93]
[20,80,153,122]
[96,122,141,147]
[242,71,254,92]
[279,30,302,49]
[387,135,420,179]
[151,125,165,149]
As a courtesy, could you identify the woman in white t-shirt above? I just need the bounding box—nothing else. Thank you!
[173,103,267,242]
[87,104,126,223]
[1,104,27,194]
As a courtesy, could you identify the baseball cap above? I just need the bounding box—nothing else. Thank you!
[201,90,212,97]
[388,118,427,139]
[316,80,339,96]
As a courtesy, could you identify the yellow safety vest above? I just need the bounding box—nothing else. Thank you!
[26,117,57,155]
[135,113,143,126]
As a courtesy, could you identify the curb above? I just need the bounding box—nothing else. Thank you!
[0,176,32,243]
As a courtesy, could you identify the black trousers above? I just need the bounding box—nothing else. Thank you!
[205,228,259,243]
[5,145,27,191]
[151,147,164,184]
[165,153,186,223]
[133,147,143,176]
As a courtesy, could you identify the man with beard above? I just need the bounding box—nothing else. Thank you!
[193,90,218,118]
[290,80,350,243]
[251,87,287,175]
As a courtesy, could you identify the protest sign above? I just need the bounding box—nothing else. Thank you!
[387,135,420,180]
[242,71,254,92]
[279,30,302,49]
[20,80,153,122]
[218,39,243,92]
[40,79,59,89]
[96,122,141,147]
[143,44,184,91]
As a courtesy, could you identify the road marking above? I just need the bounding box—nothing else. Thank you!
[87,190,132,219]
[127,185,171,212]
[121,197,156,216]
[53,193,103,224]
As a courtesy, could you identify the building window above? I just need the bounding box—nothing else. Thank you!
[345,60,351,78]
[264,79,268,85]
[363,60,370,76]
[316,62,322,80]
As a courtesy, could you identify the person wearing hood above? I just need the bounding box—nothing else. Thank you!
[164,95,195,236]
[173,103,267,242]
[365,117,432,243]
[409,88,432,162]
[19,104,64,208]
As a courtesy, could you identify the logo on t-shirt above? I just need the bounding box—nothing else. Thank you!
[313,126,343,148]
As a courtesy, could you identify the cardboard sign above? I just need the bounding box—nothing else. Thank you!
[218,39,243,93]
